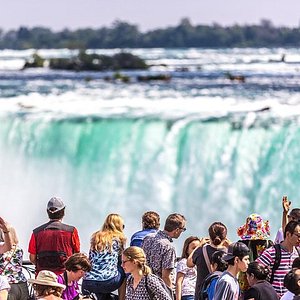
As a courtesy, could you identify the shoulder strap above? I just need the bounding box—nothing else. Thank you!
[202,244,212,274]
[270,244,281,284]
[296,246,300,257]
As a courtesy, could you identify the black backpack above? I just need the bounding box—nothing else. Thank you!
[199,271,222,300]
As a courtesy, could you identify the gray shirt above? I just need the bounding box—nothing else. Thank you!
[213,271,239,300]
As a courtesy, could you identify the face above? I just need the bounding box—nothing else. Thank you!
[290,225,300,246]
[69,269,86,282]
[174,222,187,239]
[121,255,135,273]
[187,240,201,256]
[246,273,255,287]
[237,255,250,273]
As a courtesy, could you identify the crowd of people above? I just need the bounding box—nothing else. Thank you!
[1,196,300,300]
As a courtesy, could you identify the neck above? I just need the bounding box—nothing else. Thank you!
[226,265,239,277]
[281,240,294,252]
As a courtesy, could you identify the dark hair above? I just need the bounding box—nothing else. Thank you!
[208,222,227,246]
[164,213,186,232]
[47,208,65,220]
[142,211,160,230]
[284,220,300,238]
[226,242,250,266]
[246,261,269,280]
[180,236,201,259]
[211,250,228,272]
[64,253,91,272]
[284,268,300,295]
[290,209,300,222]
[293,257,300,268]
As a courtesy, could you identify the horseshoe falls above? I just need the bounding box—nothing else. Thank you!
[1,47,300,253]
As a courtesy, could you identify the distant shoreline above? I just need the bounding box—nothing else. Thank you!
[1,19,300,49]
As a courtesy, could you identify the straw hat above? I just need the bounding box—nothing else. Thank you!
[28,270,66,289]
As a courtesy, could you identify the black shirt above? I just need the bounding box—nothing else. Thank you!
[244,280,278,300]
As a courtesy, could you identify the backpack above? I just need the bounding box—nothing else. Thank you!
[199,271,222,300]
[145,274,174,300]
[269,244,300,284]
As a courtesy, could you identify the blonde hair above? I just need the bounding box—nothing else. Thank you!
[33,285,63,297]
[91,214,126,252]
[123,246,152,276]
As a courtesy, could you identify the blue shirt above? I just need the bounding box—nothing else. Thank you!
[130,229,157,247]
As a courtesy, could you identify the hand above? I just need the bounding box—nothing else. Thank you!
[222,237,232,248]
[0,217,10,232]
[282,196,291,214]
[199,237,210,247]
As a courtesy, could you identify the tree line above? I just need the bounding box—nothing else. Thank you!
[0,18,300,49]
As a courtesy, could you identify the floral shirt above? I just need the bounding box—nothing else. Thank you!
[176,258,197,296]
[84,239,122,281]
[0,245,27,283]
[126,274,172,300]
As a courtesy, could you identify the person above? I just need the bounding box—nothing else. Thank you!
[0,217,12,254]
[142,213,186,289]
[28,270,66,300]
[256,220,300,297]
[130,212,160,247]
[244,261,278,299]
[82,213,126,300]
[283,268,300,300]
[187,222,229,300]
[57,253,92,300]
[236,213,273,292]
[122,246,172,300]
[28,197,80,275]
[213,242,250,300]
[275,196,300,244]
[0,275,10,300]
[199,250,228,300]
[279,257,300,300]
[176,236,201,300]
[0,227,29,300]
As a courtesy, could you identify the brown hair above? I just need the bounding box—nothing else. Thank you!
[180,236,201,259]
[142,211,160,230]
[164,213,186,232]
[47,208,65,220]
[123,246,152,276]
[64,253,91,272]
[33,285,64,297]
[208,222,227,246]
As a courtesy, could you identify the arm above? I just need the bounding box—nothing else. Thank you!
[0,217,12,253]
[29,253,36,265]
[72,227,80,253]
[186,248,196,268]
[282,195,290,231]
[162,268,173,288]
[0,289,9,300]
[175,272,184,300]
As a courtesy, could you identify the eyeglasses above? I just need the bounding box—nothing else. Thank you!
[123,224,125,229]
[121,260,130,264]
[178,227,187,232]
[293,232,300,238]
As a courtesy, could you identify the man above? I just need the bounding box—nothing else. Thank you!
[28,197,80,275]
[275,196,300,244]
[130,211,160,247]
[213,242,250,300]
[142,213,186,288]
[283,268,300,300]
[256,220,300,297]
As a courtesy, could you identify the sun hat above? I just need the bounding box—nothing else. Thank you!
[223,242,250,261]
[47,197,65,212]
[28,270,66,289]
[237,213,270,240]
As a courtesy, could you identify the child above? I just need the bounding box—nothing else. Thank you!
[176,236,201,300]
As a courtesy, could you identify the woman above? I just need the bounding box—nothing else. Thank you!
[176,236,201,300]
[28,270,66,300]
[122,246,172,300]
[0,227,29,300]
[244,261,278,300]
[57,253,91,300]
[187,222,229,300]
[82,214,126,300]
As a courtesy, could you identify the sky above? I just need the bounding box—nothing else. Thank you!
[0,0,300,32]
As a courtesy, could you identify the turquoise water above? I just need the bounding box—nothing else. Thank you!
[1,48,300,252]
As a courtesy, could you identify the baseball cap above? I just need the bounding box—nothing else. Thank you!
[47,197,65,212]
[223,242,250,261]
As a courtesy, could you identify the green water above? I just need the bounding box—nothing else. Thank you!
[1,115,299,250]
